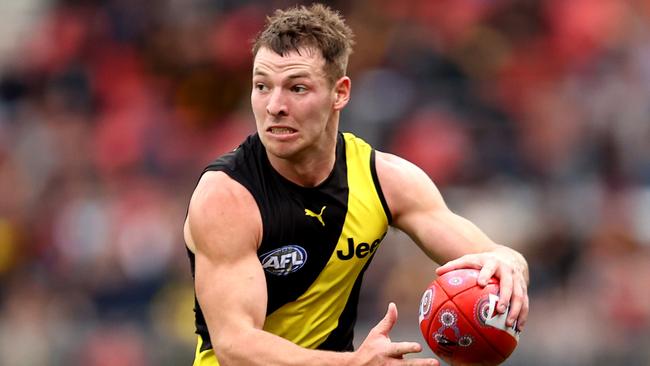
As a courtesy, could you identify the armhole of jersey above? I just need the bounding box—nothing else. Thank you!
[370,149,393,224]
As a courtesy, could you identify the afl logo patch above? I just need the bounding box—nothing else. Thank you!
[260,245,307,276]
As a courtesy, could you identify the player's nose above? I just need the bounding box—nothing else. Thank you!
[266,89,288,117]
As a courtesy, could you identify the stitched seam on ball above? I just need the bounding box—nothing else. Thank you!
[437,281,479,300]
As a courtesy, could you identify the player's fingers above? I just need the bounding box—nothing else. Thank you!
[400,358,440,366]
[477,260,497,286]
[495,267,513,314]
[435,255,481,275]
[506,279,524,327]
[387,341,422,357]
[516,285,529,331]
[373,302,398,336]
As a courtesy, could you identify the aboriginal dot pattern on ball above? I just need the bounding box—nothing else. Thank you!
[440,310,457,326]
[478,299,491,325]
[448,276,463,286]
[459,335,474,347]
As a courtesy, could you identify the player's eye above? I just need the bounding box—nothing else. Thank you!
[255,83,269,92]
[291,85,307,93]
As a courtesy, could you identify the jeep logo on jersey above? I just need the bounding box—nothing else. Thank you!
[336,232,387,260]
[260,245,307,276]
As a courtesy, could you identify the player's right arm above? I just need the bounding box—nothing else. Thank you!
[185,171,438,366]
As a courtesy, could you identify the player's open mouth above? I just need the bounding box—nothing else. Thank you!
[268,127,296,134]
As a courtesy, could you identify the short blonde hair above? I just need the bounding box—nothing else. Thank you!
[252,4,355,84]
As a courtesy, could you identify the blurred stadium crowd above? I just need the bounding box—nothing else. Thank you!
[1,0,649,365]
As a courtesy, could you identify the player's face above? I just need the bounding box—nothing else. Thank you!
[251,47,348,161]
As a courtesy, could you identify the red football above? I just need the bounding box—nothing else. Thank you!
[418,269,520,365]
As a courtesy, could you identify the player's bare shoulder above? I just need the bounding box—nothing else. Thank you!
[185,171,262,255]
[375,150,437,196]
[375,151,428,183]
[374,151,447,222]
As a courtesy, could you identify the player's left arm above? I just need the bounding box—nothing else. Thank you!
[375,151,529,331]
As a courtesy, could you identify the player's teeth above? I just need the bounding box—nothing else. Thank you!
[271,127,293,134]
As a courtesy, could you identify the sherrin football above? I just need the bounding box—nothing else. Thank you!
[418,269,520,365]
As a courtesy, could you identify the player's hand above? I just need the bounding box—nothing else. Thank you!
[353,302,440,366]
[435,251,529,332]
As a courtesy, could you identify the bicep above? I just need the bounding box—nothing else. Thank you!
[376,151,496,264]
[194,245,267,337]
[186,172,266,340]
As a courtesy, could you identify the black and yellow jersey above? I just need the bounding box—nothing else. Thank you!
[187,132,392,365]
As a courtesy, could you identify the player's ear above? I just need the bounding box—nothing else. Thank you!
[333,76,351,110]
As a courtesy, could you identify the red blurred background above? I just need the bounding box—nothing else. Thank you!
[1,0,649,365]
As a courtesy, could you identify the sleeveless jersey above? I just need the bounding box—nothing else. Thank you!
[188,132,392,365]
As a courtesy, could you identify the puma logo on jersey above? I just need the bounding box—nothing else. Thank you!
[304,206,326,226]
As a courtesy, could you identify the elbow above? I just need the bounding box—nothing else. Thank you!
[211,330,255,365]
[213,344,241,366]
